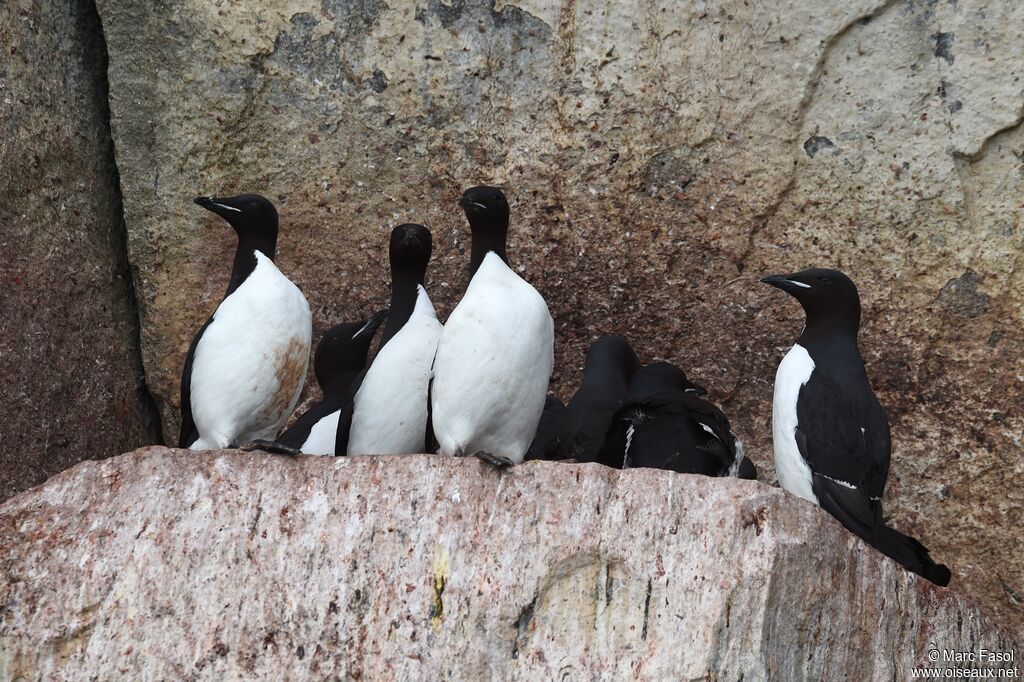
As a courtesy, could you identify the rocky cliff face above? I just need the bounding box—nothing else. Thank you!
[0,0,159,501]
[1,0,1020,644]
[0,449,1016,680]
[89,0,1023,636]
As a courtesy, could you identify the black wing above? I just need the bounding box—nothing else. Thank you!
[674,391,738,471]
[608,391,737,476]
[424,352,439,453]
[553,397,623,463]
[276,398,342,449]
[795,371,891,542]
[177,317,213,448]
[594,402,636,469]
[334,368,369,456]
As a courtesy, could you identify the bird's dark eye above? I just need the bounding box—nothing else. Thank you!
[819,276,833,283]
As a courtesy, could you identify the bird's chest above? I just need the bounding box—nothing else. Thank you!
[196,261,310,402]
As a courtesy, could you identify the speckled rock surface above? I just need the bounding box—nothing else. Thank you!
[93,0,1023,636]
[0,0,158,501]
[0,448,1016,679]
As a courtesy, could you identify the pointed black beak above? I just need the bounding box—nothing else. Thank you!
[194,196,242,219]
[353,309,389,339]
[457,195,471,209]
[760,274,810,293]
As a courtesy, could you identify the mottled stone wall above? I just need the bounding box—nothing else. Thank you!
[0,450,1016,679]
[92,0,1022,635]
[0,0,158,501]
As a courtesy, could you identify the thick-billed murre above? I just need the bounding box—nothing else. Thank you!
[178,194,312,450]
[598,361,756,477]
[345,224,442,456]
[430,186,554,467]
[527,335,640,463]
[762,267,950,585]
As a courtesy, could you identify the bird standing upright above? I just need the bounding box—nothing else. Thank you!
[762,267,950,585]
[344,224,442,456]
[179,194,312,450]
[431,186,554,467]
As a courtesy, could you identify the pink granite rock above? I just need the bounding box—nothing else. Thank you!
[0,448,1016,679]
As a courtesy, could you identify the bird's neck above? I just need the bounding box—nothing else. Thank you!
[322,367,362,401]
[469,223,508,277]
[378,270,423,350]
[226,233,277,297]
[798,323,868,382]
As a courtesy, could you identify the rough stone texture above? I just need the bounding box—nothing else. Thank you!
[93,0,1023,636]
[0,0,159,501]
[0,449,1017,679]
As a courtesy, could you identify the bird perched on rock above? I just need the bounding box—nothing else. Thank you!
[178,194,312,450]
[599,361,756,478]
[525,395,566,461]
[431,186,554,467]
[527,335,640,463]
[762,267,950,585]
[246,310,387,455]
[344,224,442,456]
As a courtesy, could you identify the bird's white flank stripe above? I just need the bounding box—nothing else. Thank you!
[772,344,818,503]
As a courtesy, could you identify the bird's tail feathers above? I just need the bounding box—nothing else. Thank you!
[876,525,951,586]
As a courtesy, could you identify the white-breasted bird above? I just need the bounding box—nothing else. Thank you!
[178,194,312,450]
[344,224,442,455]
[430,186,554,466]
[762,268,950,585]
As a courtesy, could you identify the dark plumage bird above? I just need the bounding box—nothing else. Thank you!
[526,396,566,461]
[430,186,554,467]
[762,267,950,586]
[344,224,442,456]
[526,335,640,463]
[246,311,387,455]
[598,362,756,478]
[178,194,311,450]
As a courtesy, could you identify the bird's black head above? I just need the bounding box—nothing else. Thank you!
[459,185,510,275]
[760,268,861,333]
[458,185,509,229]
[194,193,279,245]
[389,223,432,280]
[313,309,387,391]
[586,335,641,378]
[626,361,704,401]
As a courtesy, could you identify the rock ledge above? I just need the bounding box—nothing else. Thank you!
[0,448,1015,680]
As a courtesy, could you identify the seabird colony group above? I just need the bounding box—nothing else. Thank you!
[179,188,951,587]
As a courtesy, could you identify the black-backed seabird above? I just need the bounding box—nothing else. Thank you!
[178,194,312,450]
[762,267,950,585]
[430,186,554,467]
[527,335,640,463]
[345,224,442,455]
[525,395,566,461]
[598,361,756,478]
[246,310,387,455]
